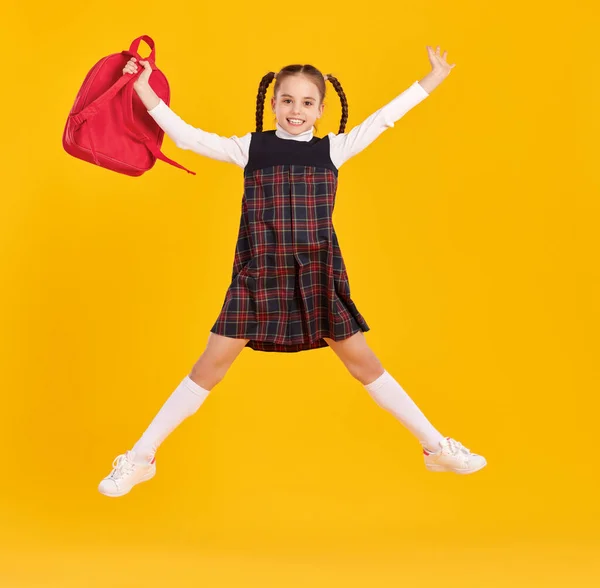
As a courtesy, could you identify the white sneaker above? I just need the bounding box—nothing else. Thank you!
[424,437,487,474]
[98,450,156,497]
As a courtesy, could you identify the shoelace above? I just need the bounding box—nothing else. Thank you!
[445,438,471,456]
[109,453,135,480]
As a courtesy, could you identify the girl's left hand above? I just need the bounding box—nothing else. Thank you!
[426,46,456,78]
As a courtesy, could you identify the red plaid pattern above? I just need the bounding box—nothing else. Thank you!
[210,141,369,352]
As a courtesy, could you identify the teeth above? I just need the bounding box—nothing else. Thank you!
[288,119,304,125]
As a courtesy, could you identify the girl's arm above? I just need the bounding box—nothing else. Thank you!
[328,80,430,169]
[329,46,455,169]
[135,81,251,168]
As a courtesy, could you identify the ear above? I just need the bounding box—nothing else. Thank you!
[270,96,276,112]
[318,102,325,119]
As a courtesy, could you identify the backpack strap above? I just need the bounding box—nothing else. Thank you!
[69,70,136,128]
[121,79,196,175]
[70,36,154,127]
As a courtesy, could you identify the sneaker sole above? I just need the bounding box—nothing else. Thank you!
[99,467,156,497]
[425,459,487,475]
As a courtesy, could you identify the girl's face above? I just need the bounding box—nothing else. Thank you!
[271,75,325,135]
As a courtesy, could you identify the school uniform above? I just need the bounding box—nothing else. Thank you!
[147,80,429,352]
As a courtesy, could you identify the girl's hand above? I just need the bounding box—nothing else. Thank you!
[426,46,456,78]
[123,57,152,87]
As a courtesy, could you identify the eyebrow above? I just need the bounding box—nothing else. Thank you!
[280,94,317,101]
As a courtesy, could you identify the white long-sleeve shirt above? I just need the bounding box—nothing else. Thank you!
[146,80,429,169]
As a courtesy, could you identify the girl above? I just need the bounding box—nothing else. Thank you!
[98,46,486,497]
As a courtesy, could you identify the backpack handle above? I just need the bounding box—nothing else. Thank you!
[128,35,156,62]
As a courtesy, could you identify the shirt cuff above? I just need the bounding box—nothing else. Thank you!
[414,80,429,97]
[147,98,166,115]
[380,80,430,128]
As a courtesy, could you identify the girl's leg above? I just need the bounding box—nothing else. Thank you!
[323,332,445,453]
[99,333,250,496]
[130,332,250,463]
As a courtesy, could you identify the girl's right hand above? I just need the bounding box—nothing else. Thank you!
[123,57,152,87]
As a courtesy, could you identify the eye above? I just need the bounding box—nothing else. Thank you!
[304,102,313,107]
[283,99,292,103]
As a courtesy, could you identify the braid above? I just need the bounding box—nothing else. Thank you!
[255,72,276,132]
[325,75,348,134]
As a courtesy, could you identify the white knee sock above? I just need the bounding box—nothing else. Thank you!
[131,375,210,464]
[363,370,445,453]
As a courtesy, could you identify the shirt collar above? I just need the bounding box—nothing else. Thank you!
[275,122,314,142]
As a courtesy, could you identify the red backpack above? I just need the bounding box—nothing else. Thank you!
[63,35,195,176]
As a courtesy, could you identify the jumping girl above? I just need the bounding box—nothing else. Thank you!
[98,45,486,497]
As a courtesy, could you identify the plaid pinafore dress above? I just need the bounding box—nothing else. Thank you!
[210,130,370,352]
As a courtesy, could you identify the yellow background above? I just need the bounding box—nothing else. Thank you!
[1,0,599,585]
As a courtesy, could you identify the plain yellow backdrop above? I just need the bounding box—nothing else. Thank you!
[1,0,599,586]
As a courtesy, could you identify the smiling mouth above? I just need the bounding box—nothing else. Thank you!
[287,118,305,126]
